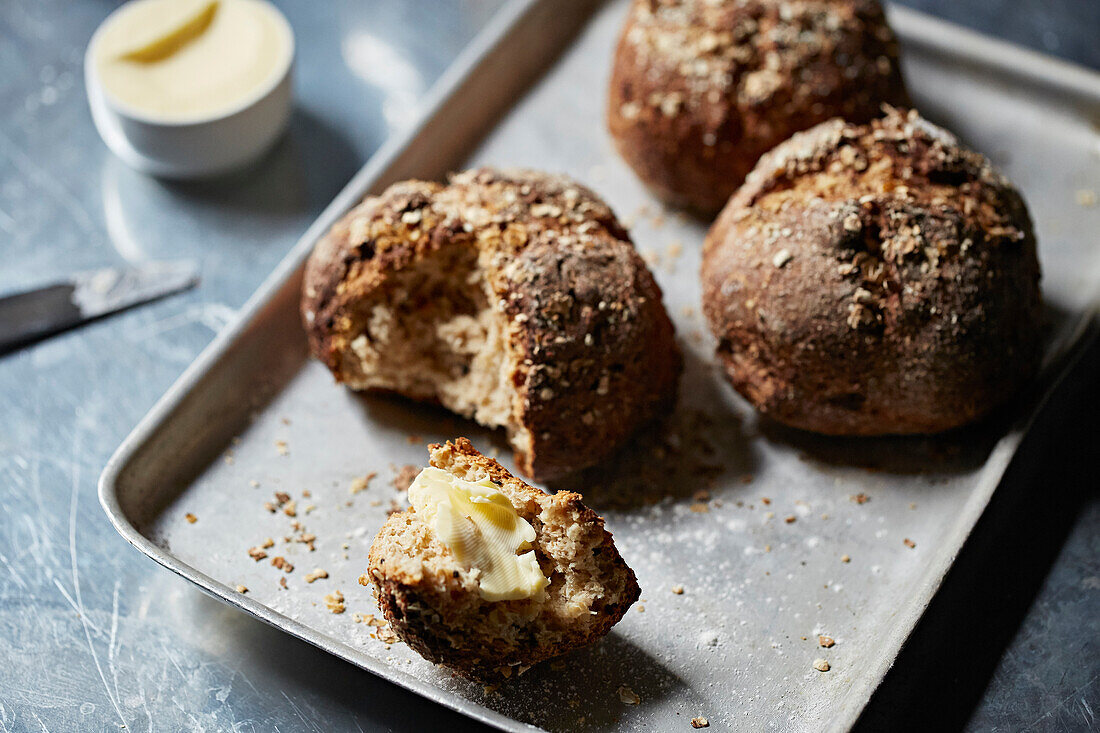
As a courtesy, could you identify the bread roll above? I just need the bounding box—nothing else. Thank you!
[302,168,681,480]
[701,109,1043,434]
[608,0,908,214]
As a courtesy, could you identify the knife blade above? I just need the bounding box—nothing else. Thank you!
[0,260,199,355]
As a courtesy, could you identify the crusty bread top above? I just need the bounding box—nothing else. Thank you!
[710,108,1036,332]
[302,167,629,352]
[616,0,902,120]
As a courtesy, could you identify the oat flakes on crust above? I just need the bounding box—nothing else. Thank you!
[366,438,641,680]
[701,109,1043,434]
[608,0,909,213]
[301,168,681,481]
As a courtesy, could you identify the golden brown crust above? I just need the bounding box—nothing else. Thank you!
[301,168,681,481]
[607,0,909,214]
[366,439,641,680]
[701,109,1043,434]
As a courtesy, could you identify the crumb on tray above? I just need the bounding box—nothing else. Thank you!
[617,685,641,705]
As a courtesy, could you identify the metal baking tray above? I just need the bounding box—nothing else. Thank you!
[99,1,1100,730]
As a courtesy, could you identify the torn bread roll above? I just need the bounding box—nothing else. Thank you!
[365,438,640,680]
[301,168,681,481]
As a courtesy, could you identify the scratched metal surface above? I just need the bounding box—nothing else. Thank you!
[96,3,1100,733]
[2,3,1098,733]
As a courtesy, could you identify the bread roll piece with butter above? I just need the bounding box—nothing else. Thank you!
[365,438,640,680]
[302,168,680,482]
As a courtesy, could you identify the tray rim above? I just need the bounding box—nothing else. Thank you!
[98,3,1100,731]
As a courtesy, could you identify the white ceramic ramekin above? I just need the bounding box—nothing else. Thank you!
[85,1,295,180]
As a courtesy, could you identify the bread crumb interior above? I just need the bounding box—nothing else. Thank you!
[340,246,524,447]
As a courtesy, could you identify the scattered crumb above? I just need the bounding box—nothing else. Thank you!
[672,585,684,595]
[819,636,835,648]
[304,504,316,514]
[761,497,771,505]
[249,479,260,488]
[235,585,248,594]
[302,490,311,498]
[261,537,274,548]
[637,605,646,613]
[1076,188,1097,207]
[279,577,287,590]
[324,590,346,614]
[350,472,377,494]
[304,569,329,583]
[184,513,197,524]
[689,502,710,514]
[392,464,419,492]
[374,625,398,643]
[223,453,234,465]
[904,538,916,549]
[841,555,851,563]
[680,305,696,318]
[813,658,831,672]
[263,502,276,513]
[247,547,268,561]
[851,493,870,504]
[692,489,710,502]
[617,685,641,705]
[271,556,294,573]
[274,491,290,505]
[283,500,297,517]
[275,440,288,456]
[280,417,291,426]
[784,515,796,524]
[764,544,771,553]
[764,511,775,520]
[691,717,709,729]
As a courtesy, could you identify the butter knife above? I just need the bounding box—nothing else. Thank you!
[0,260,199,355]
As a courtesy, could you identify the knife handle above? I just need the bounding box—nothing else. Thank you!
[0,284,82,356]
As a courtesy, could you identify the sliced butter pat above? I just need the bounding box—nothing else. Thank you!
[409,467,548,602]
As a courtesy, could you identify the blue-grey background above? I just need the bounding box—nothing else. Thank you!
[0,1,1096,731]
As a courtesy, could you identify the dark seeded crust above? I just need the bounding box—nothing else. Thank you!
[701,109,1043,434]
[607,0,909,214]
[301,168,681,481]
[366,438,641,680]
